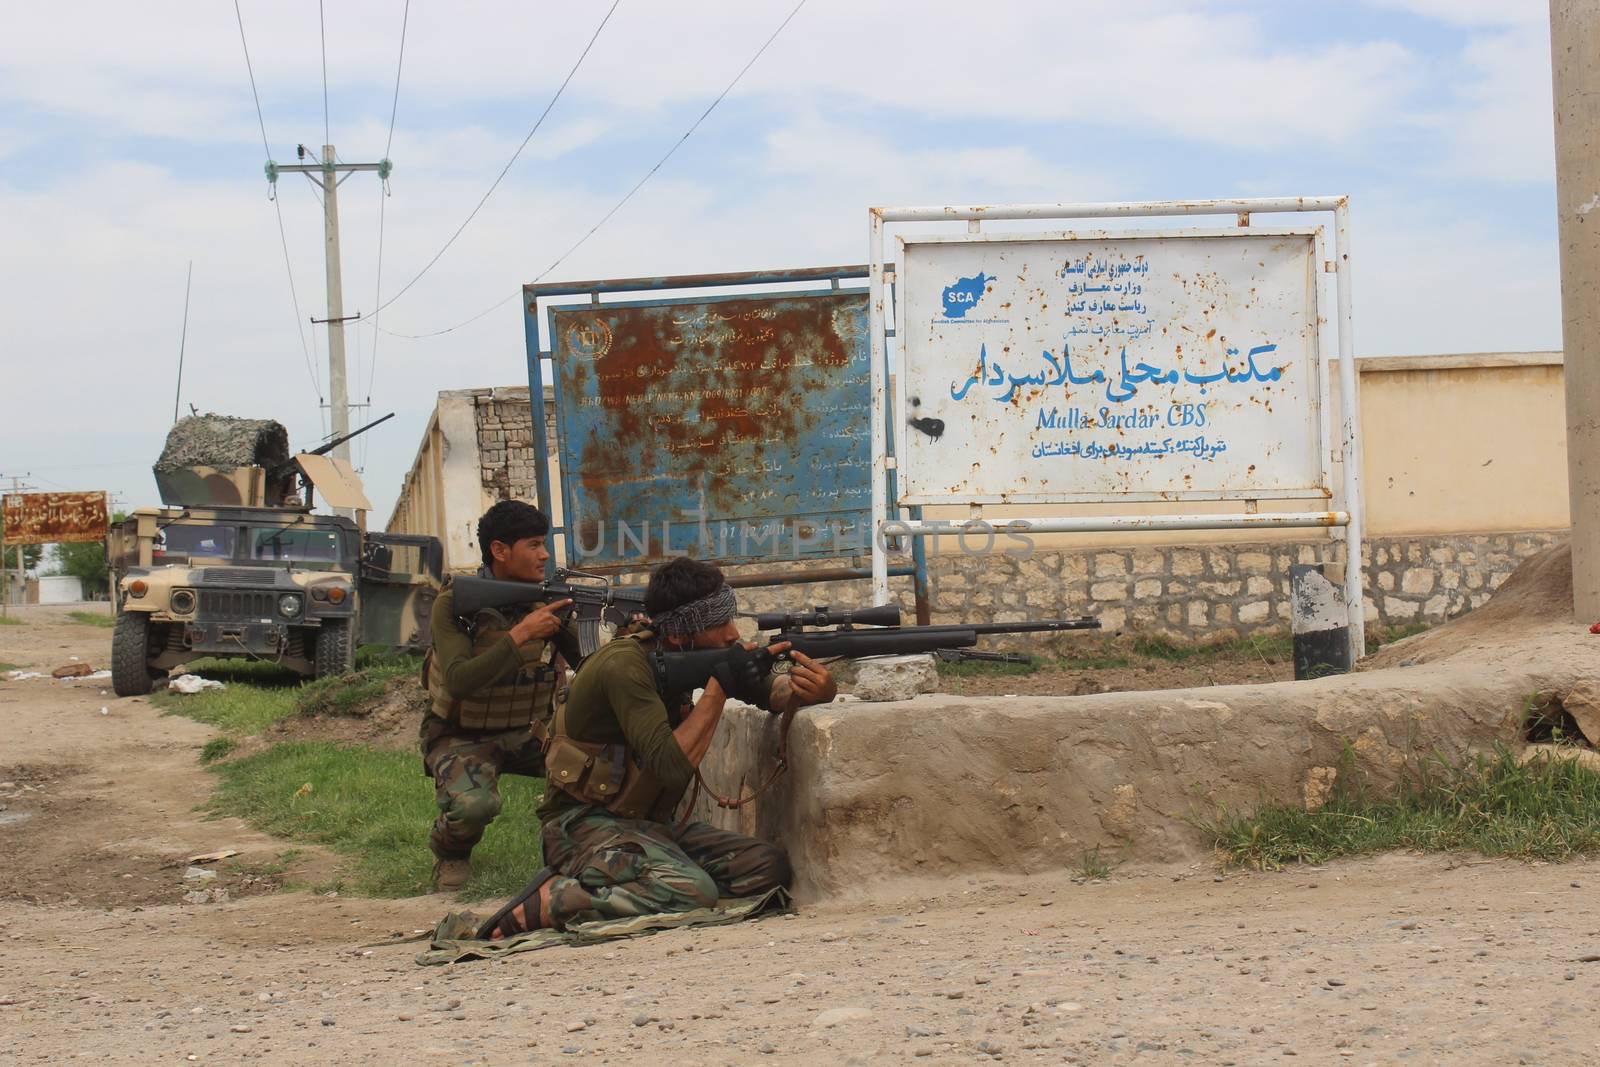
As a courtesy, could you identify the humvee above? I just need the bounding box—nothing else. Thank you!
[108,414,443,696]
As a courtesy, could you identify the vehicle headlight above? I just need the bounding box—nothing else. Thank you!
[278,594,302,617]
[170,588,196,614]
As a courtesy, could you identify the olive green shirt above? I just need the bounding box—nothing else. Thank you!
[537,636,695,819]
[428,583,582,702]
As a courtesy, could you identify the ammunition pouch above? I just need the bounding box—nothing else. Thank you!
[543,734,673,821]
[544,632,681,822]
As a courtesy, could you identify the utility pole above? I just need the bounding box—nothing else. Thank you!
[1550,1,1600,621]
[0,473,35,614]
[265,145,391,468]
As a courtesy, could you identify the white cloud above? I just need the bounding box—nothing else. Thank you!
[0,1,1565,524]
[1364,0,1547,29]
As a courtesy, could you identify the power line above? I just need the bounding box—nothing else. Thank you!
[365,0,410,444]
[531,0,807,284]
[368,0,808,342]
[367,0,620,319]
[233,0,325,426]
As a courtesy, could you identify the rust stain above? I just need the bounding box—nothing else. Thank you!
[2,492,109,545]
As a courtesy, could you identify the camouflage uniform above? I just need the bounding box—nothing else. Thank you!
[420,715,549,860]
[540,807,791,927]
[421,574,580,862]
[530,633,791,926]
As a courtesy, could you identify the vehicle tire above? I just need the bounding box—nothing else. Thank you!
[112,612,154,697]
[313,618,354,680]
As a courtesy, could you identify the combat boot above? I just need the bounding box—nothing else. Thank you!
[433,857,472,893]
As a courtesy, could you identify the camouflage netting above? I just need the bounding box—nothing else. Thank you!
[155,415,291,473]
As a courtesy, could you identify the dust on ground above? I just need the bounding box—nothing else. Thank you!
[4,553,1600,1064]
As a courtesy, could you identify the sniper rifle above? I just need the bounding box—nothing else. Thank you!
[651,604,1100,706]
[451,570,647,657]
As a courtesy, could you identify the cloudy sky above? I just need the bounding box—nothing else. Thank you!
[0,0,1560,524]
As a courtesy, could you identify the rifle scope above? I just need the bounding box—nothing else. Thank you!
[754,604,903,631]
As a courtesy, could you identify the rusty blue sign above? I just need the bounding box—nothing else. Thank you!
[530,281,872,568]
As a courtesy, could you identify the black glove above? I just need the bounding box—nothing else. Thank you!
[710,645,772,710]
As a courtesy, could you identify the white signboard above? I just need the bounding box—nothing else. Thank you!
[897,228,1328,504]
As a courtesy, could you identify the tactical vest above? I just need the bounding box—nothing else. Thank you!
[543,631,687,821]
[422,605,563,733]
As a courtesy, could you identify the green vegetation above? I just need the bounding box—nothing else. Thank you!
[200,737,239,764]
[0,615,22,627]
[1134,631,1295,664]
[207,741,542,899]
[53,537,115,598]
[67,610,114,628]
[0,662,19,672]
[934,656,1040,678]
[294,655,417,717]
[1366,621,1431,653]
[154,676,300,735]
[1207,746,1600,870]
[1076,845,1115,881]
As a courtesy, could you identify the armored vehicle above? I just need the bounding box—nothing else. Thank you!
[108,414,443,696]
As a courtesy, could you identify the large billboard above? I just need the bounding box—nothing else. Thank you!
[896,229,1329,504]
[546,290,871,567]
[2,491,110,545]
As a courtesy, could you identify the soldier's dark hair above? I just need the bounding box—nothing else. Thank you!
[644,557,726,615]
[477,500,550,566]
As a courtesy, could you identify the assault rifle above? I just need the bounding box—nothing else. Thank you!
[651,604,1100,703]
[451,570,648,657]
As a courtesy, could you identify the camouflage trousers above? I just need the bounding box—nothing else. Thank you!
[420,713,545,860]
[540,806,792,928]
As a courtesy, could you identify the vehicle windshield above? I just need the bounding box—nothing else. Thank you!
[153,524,237,561]
[249,526,343,563]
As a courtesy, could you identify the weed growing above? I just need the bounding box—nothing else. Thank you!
[1076,845,1116,881]
[0,615,22,626]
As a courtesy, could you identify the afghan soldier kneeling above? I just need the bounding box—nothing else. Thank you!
[475,557,836,936]
[421,501,577,893]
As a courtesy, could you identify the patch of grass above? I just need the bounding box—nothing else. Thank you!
[294,657,417,717]
[154,679,300,735]
[1056,650,1134,671]
[1076,845,1115,881]
[0,615,22,626]
[207,741,543,899]
[0,662,20,673]
[200,737,239,764]
[1207,746,1600,870]
[1365,621,1431,653]
[1133,630,1294,665]
[935,656,1039,678]
[67,610,114,628]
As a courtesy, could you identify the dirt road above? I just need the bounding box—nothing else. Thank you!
[3,606,1598,1066]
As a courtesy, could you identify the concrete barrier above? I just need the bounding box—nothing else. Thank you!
[692,639,1590,900]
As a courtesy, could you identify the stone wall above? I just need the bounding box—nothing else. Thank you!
[474,388,550,502]
[726,531,1567,645]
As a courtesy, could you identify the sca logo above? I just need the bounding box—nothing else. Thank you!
[941,273,993,319]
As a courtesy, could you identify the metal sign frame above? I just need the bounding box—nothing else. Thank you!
[524,267,931,618]
[868,197,1366,656]
[894,225,1334,505]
